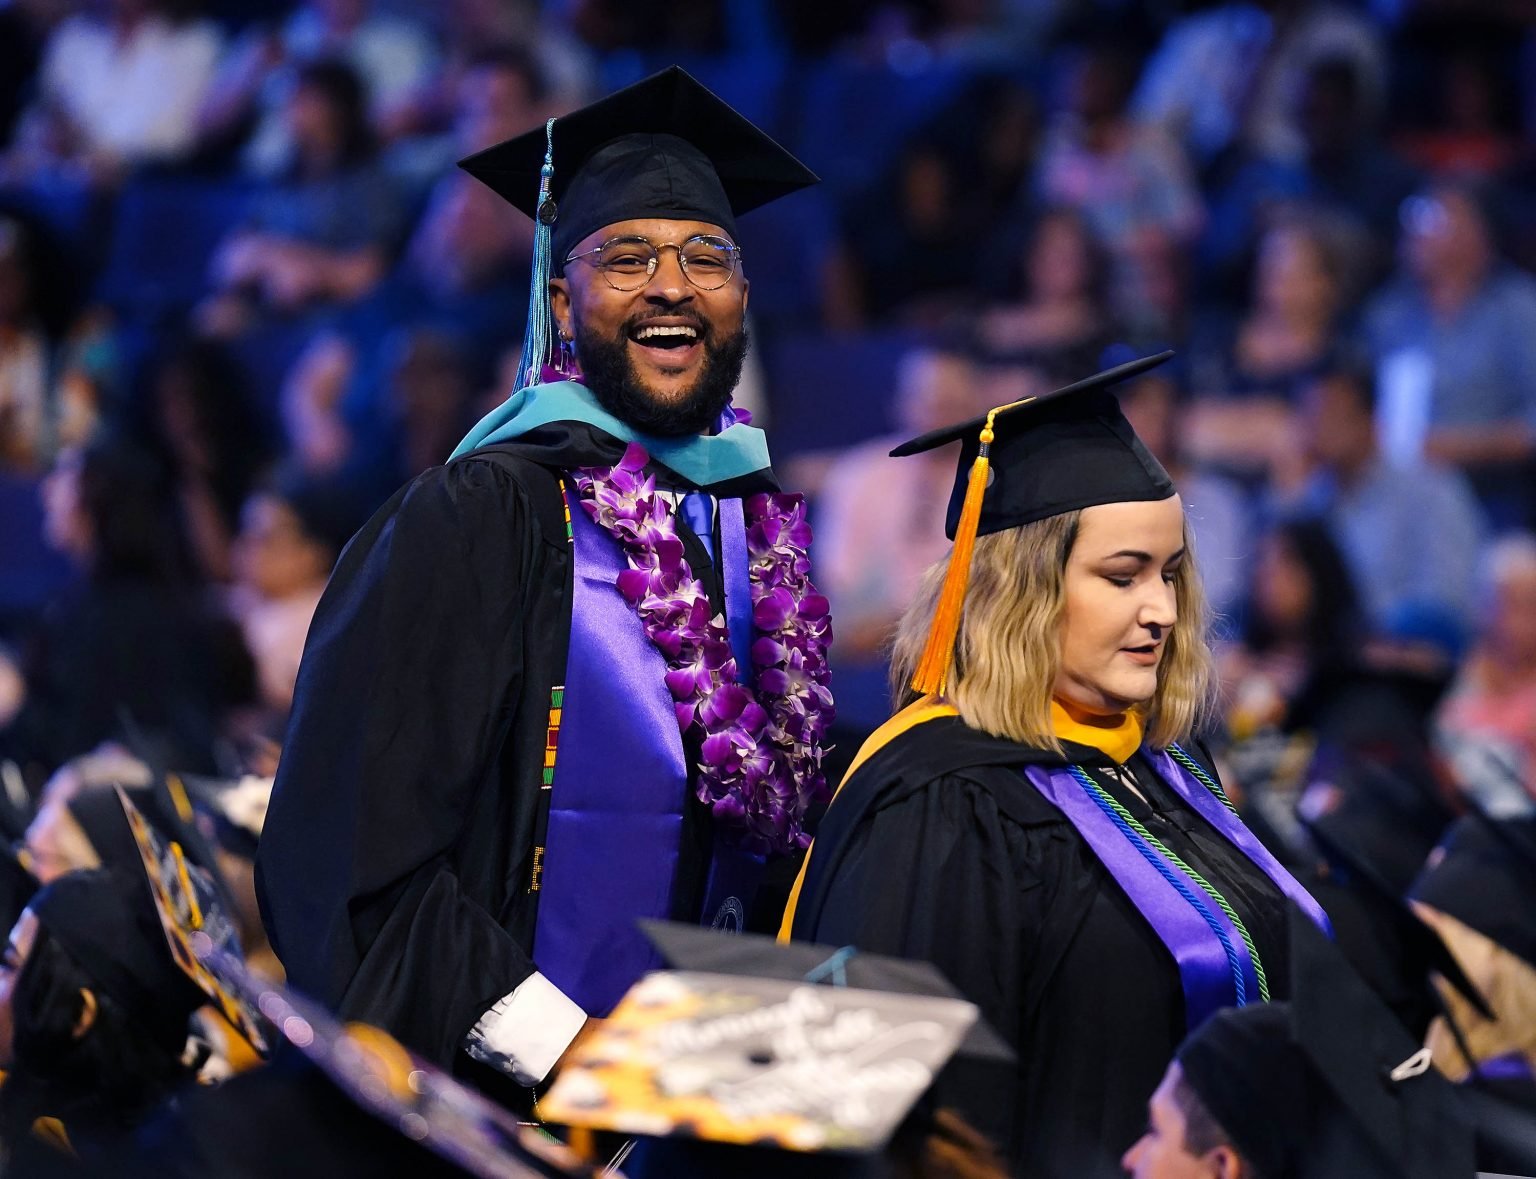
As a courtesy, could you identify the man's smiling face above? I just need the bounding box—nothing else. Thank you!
[549,217,750,437]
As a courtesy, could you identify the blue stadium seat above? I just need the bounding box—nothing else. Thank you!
[761,329,926,459]
[95,176,255,320]
[0,472,74,635]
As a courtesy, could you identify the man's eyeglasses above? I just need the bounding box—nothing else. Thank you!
[563,234,742,291]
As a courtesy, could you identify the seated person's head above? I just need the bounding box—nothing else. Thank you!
[1122,1057,1258,1179]
[0,870,203,1125]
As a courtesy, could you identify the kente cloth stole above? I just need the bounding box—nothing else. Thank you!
[1021,751,1331,1030]
[531,489,763,1016]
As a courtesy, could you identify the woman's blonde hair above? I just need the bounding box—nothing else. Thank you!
[888,506,1218,751]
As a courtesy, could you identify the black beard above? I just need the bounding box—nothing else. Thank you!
[574,314,749,437]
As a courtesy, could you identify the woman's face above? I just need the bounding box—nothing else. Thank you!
[1256,227,1334,320]
[1254,533,1313,635]
[0,909,39,1069]
[1055,496,1185,714]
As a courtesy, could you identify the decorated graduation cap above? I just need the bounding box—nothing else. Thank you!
[1176,906,1474,1179]
[891,350,1177,696]
[540,922,1008,1157]
[459,65,818,394]
[116,785,268,1057]
[192,943,590,1178]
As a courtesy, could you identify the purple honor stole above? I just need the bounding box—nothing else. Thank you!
[532,492,765,1017]
[1023,750,1330,1030]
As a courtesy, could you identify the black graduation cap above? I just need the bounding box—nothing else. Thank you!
[1177,906,1474,1179]
[459,65,818,268]
[1300,802,1493,1023]
[890,350,1176,696]
[1411,814,1536,971]
[540,923,1010,1156]
[29,868,207,1056]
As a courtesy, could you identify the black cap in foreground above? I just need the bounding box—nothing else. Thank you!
[459,66,818,267]
[1412,814,1536,971]
[1177,906,1474,1179]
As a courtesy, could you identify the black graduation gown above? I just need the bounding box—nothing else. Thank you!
[789,717,1295,1179]
[255,421,777,1074]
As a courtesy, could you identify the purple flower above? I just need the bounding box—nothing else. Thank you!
[573,453,835,855]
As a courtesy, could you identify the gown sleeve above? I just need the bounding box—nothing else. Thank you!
[255,456,547,1062]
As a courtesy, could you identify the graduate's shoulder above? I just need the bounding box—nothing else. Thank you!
[383,443,572,549]
[839,715,1068,826]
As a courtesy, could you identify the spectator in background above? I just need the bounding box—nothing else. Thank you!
[817,347,999,665]
[1396,46,1524,180]
[227,471,359,719]
[136,336,274,584]
[978,206,1113,375]
[1199,56,1419,298]
[1365,183,1536,527]
[827,140,980,329]
[1,0,222,187]
[197,0,437,176]
[202,60,407,335]
[1223,517,1364,739]
[0,439,252,784]
[1036,40,1203,338]
[1133,0,1384,170]
[1438,535,1536,804]
[0,0,66,149]
[1215,214,1353,402]
[1289,362,1485,633]
[0,219,50,475]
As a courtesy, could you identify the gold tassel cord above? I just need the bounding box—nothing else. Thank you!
[910,414,997,697]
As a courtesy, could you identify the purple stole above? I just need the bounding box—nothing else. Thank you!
[532,492,764,1017]
[1022,749,1330,1030]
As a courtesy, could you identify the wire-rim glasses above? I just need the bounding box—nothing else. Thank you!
[563,234,742,291]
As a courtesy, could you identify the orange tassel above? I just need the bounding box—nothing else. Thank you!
[910,415,996,696]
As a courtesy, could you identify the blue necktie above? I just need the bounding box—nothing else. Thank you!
[680,491,714,559]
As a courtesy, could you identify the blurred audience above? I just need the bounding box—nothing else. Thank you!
[202,59,407,333]
[227,470,359,719]
[1133,0,1385,169]
[1437,535,1536,807]
[197,0,437,176]
[0,218,49,474]
[1287,362,1486,632]
[978,206,1113,373]
[2,0,222,188]
[1223,517,1365,739]
[1365,182,1536,528]
[0,439,253,785]
[1036,39,1202,335]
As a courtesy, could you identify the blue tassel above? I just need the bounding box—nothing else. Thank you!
[514,117,558,393]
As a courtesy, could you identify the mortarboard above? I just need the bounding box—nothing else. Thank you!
[1411,814,1536,971]
[539,922,1009,1156]
[192,943,593,1178]
[28,868,207,1056]
[1177,906,1474,1179]
[116,785,269,1057]
[890,350,1176,696]
[1300,802,1493,1023]
[459,66,818,394]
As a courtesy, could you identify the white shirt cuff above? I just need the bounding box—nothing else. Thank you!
[464,972,587,1086]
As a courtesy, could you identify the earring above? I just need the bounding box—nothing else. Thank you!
[552,328,579,380]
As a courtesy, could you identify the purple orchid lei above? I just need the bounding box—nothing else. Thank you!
[571,442,835,857]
